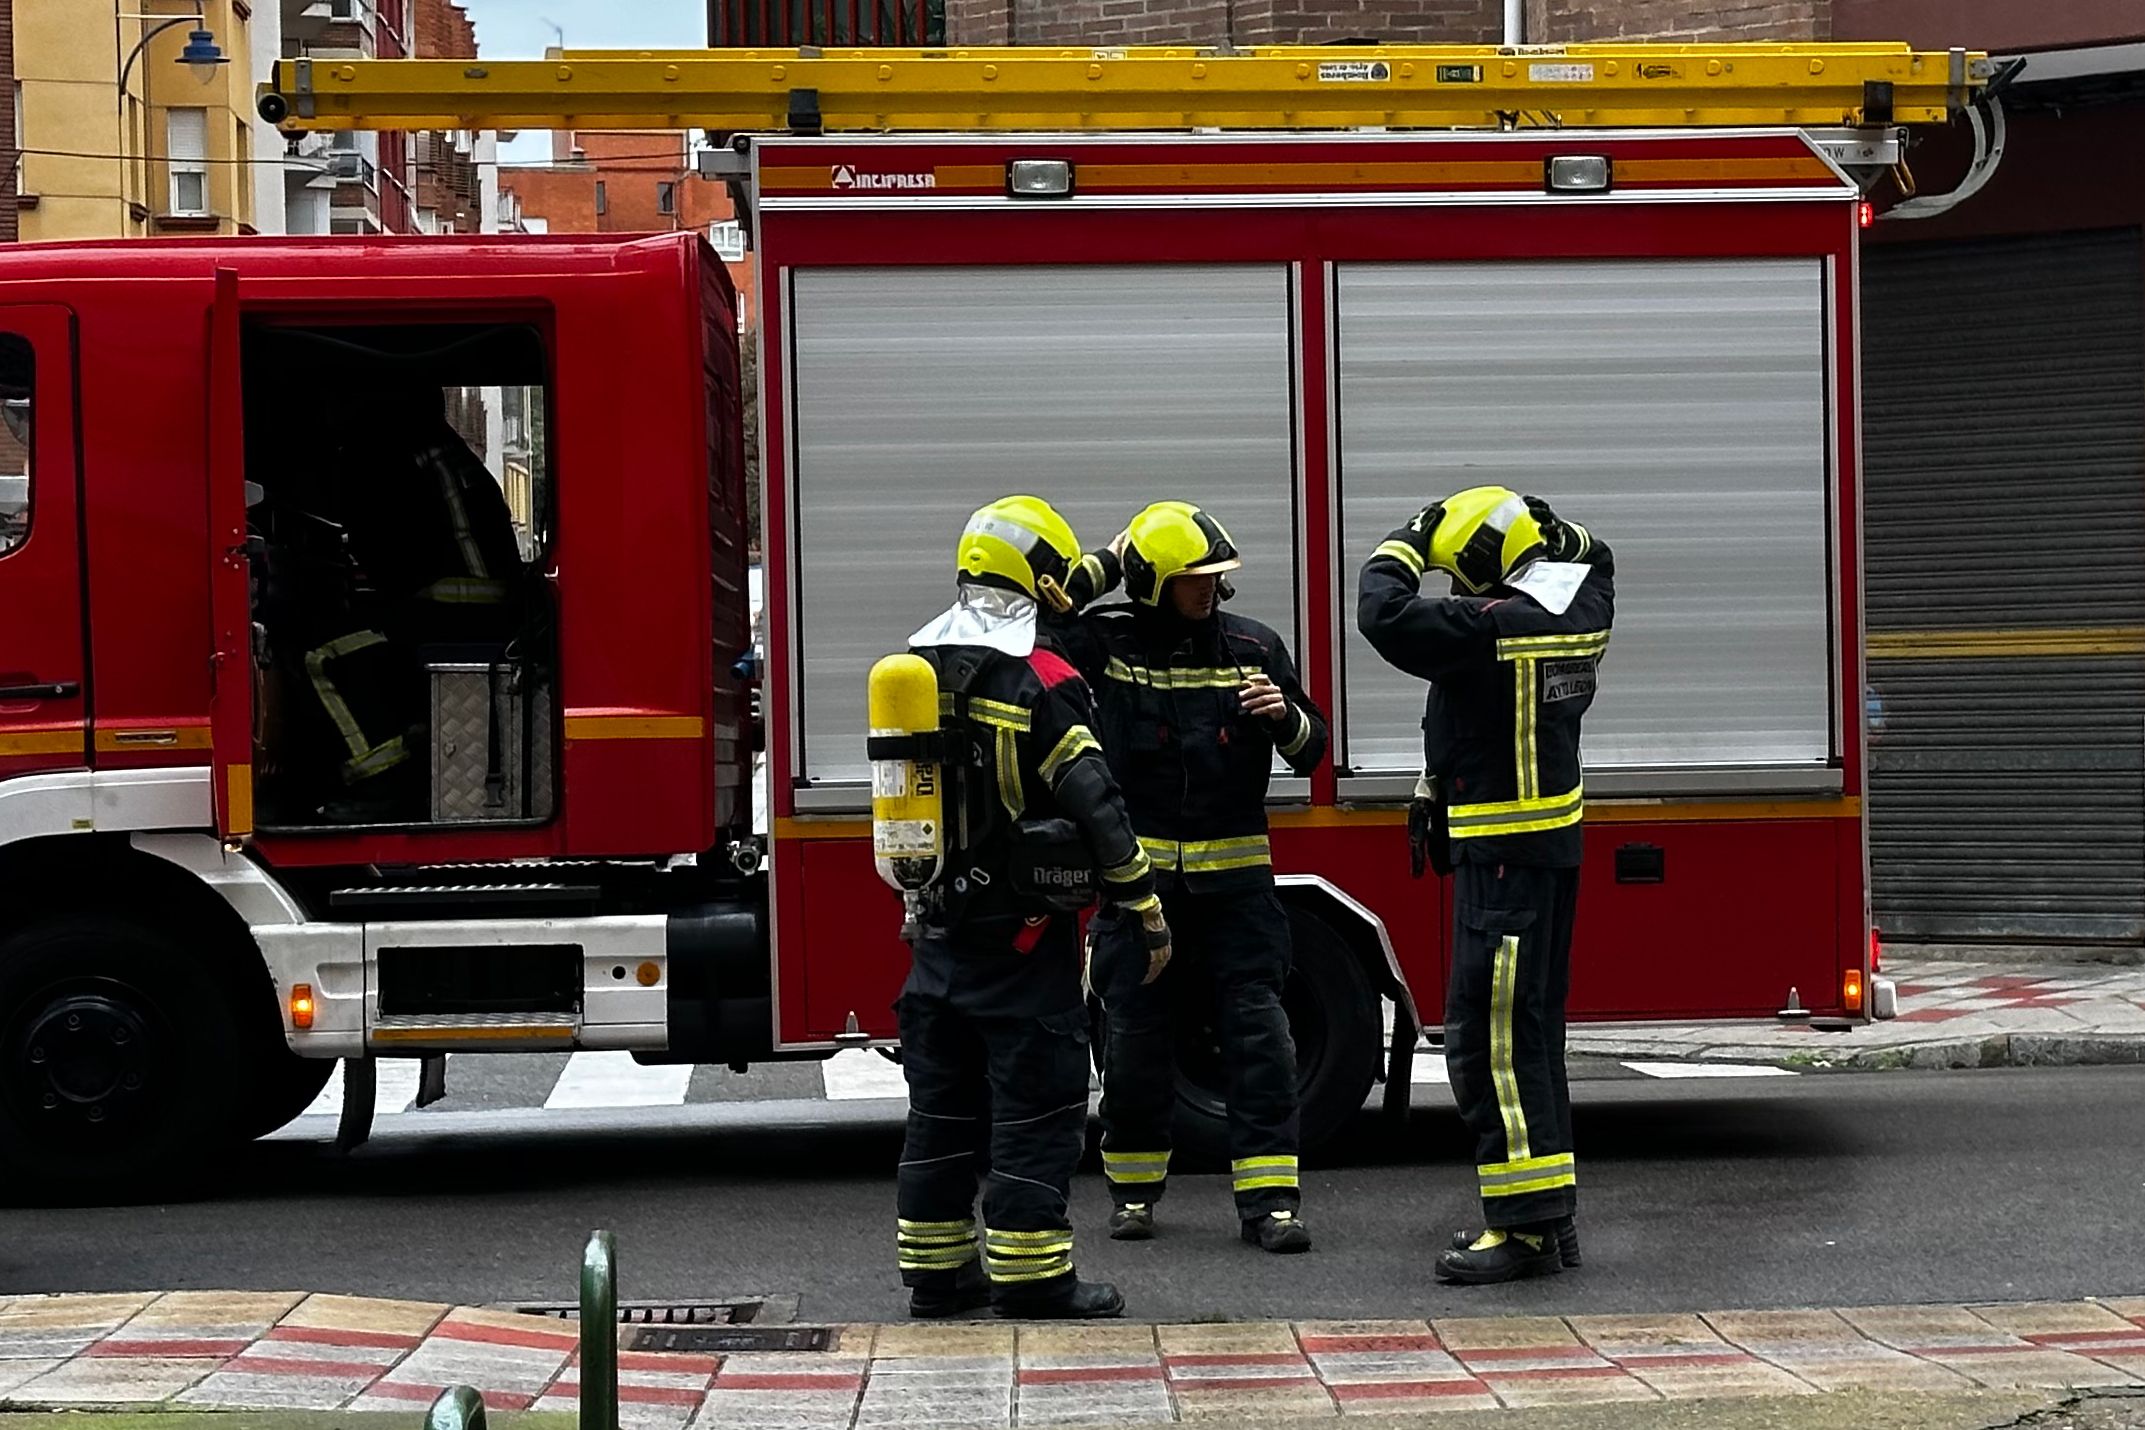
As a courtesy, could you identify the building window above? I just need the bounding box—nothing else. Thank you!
[0,335,33,558]
[657,181,676,216]
[12,82,22,197]
[167,108,208,215]
[593,180,607,216]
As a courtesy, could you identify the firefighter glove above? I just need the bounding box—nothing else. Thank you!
[1523,495,1579,561]
[1408,771,1451,879]
[1139,904,1173,984]
[1381,502,1445,564]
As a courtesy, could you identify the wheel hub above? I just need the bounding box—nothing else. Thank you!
[12,990,156,1131]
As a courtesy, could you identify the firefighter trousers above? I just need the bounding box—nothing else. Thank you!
[1445,859,1579,1229]
[894,981,1093,1300]
[1096,886,1302,1219]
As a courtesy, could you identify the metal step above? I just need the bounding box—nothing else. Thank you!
[373,1011,579,1050]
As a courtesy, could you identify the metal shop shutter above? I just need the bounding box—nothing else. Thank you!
[1863,228,2145,943]
[1334,259,1835,780]
[786,264,1299,792]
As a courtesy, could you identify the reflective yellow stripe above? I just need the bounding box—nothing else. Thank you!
[1278,706,1313,759]
[987,1228,1076,1245]
[1138,835,1273,873]
[967,697,1033,731]
[343,735,410,781]
[987,1258,1073,1284]
[1496,631,1610,657]
[1102,658,1245,691]
[1512,656,1537,801]
[1482,1172,1578,1197]
[1103,849,1152,884]
[306,632,408,780]
[1231,1154,1299,1192]
[1104,1150,1171,1184]
[1122,892,1162,916]
[1076,553,1106,593]
[995,726,1023,819]
[1039,725,1100,783]
[899,1249,978,1270]
[1449,784,1585,840]
[1374,539,1426,575]
[1490,935,1530,1164]
[899,1218,977,1235]
[1478,1153,1575,1195]
[1183,835,1271,872]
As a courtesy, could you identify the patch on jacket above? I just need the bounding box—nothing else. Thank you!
[1541,657,1598,704]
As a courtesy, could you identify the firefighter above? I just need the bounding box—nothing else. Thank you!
[295,384,529,821]
[1356,487,1614,1285]
[892,495,1174,1321]
[1055,502,1328,1254]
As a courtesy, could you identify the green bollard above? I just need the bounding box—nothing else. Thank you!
[423,1385,488,1430]
[580,1230,619,1430]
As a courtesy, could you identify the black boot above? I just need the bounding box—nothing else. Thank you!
[1109,1203,1157,1241]
[993,1273,1126,1320]
[1435,1227,1561,1285]
[1240,1209,1312,1254]
[907,1262,991,1319]
[1450,1218,1579,1267]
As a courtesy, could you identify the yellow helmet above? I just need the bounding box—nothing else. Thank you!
[955,494,1082,603]
[1122,501,1242,607]
[1430,486,1547,595]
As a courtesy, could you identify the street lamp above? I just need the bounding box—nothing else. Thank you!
[115,8,228,225]
[119,16,228,96]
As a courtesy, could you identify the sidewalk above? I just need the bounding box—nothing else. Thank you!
[4,1291,2143,1425]
[1565,954,2145,1071]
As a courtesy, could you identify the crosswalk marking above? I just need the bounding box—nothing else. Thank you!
[820,1048,911,1101]
[1621,1060,1798,1080]
[300,1058,426,1119]
[545,1052,696,1110]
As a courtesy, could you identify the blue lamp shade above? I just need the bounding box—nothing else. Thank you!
[176,28,229,80]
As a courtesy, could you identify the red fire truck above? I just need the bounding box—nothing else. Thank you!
[0,44,1990,1191]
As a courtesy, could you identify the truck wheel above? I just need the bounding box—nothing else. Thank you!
[236,1048,335,1141]
[1093,905,1381,1166]
[0,916,241,1199]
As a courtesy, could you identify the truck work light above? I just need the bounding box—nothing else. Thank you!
[1544,155,1612,193]
[1007,159,1075,199]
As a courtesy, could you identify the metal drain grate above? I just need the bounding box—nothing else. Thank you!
[628,1325,835,1354]
[512,1297,764,1325]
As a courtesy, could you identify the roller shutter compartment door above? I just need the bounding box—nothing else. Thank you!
[785,264,1299,792]
[1863,228,2145,943]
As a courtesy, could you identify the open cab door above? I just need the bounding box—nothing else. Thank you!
[207,268,253,840]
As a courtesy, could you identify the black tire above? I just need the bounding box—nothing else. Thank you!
[236,1046,335,1142]
[0,915,244,1200]
[1095,905,1382,1166]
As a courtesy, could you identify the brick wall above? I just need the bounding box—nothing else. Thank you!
[1523,0,1828,42]
[0,0,15,245]
[414,0,478,60]
[949,0,1496,47]
[950,0,1845,48]
[412,0,480,231]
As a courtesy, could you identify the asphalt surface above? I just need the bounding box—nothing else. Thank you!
[5,1066,2143,1322]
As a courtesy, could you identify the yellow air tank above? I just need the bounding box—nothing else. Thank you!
[867,653,945,901]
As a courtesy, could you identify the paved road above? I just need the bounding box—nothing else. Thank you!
[5,1067,2143,1323]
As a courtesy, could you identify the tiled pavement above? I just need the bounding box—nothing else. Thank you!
[1566,956,2145,1070]
[4,1292,2143,1424]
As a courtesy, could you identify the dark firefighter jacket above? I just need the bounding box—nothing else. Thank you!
[1356,535,1616,869]
[1054,551,1328,892]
